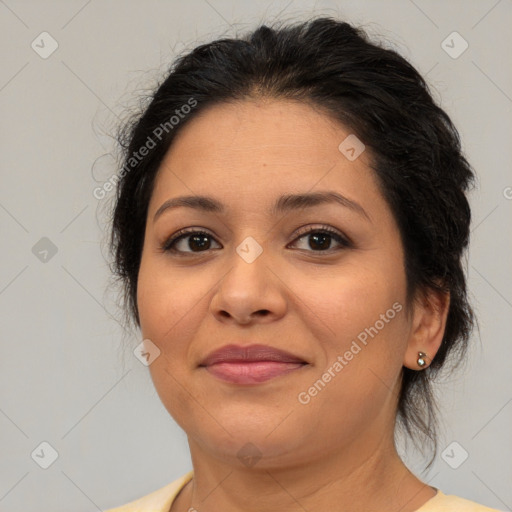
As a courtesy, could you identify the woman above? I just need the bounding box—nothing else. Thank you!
[105,16,501,512]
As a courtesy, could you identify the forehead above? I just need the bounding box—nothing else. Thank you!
[168,98,349,166]
[149,98,385,218]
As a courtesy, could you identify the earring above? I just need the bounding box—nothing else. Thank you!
[417,352,427,368]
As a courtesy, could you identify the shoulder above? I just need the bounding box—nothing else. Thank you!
[417,490,505,512]
[103,471,194,512]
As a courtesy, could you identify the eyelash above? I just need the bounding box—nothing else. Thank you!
[161,225,352,255]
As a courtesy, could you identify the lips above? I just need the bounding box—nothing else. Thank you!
[200,344,306,366]
[199,344,308,384]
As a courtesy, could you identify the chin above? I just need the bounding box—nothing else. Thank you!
[198,431,306,470]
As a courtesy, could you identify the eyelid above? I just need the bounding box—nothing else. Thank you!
[161,224,352,254]
[291,224,351,245]
[161,227,218,253]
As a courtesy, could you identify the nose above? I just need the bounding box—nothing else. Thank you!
[210,246,287,325]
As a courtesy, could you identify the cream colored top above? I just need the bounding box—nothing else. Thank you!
[104,471,503,512]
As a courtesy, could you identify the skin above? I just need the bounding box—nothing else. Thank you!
[136,98,450,512]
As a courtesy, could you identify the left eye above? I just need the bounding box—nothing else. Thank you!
[289,228,350,252]
[161,226,351,254]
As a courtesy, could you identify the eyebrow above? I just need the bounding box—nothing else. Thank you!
[153,191,371,222]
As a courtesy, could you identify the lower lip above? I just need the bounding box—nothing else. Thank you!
[204,361,306,384]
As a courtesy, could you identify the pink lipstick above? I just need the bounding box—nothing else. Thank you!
[199,344,307,384]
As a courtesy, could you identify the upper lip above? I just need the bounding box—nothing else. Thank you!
[199,344,307,366]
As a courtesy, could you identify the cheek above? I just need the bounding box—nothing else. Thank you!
[136,257,209,429]
[137,256,206,341]
[294,257,410,416]
[297,261,407,350]
[298,276,409,435]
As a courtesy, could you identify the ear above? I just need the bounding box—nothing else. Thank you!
[403,286,450,370]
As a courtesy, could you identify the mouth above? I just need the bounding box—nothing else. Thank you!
[198,344,309,384]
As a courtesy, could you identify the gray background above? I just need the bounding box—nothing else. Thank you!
[1,0,511,510]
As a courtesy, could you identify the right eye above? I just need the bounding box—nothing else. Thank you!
[161,229,222,254]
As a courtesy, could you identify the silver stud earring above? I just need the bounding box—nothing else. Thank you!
[417,351,427,368]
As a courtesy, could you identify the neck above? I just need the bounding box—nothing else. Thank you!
[172,433,436,512]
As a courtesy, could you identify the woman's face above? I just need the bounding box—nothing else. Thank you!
[137,98,419,468]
